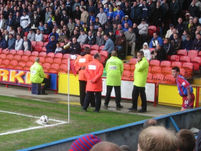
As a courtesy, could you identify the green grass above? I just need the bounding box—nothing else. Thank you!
[0,95,150,151]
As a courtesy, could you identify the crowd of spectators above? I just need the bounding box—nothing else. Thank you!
[0,0,200,61]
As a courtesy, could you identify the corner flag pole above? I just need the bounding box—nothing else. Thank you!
[67,58,70,123]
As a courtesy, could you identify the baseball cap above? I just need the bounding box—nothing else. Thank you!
[69,134,101,151]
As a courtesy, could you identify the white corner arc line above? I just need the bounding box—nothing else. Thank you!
[0,110,68,136]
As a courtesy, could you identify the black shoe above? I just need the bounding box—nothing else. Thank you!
[93,110,99,112]
[128,108,137,112]
[82,108,87,112]
[116,105,123,110]
[138,109,147,113]
[104,104,108,109]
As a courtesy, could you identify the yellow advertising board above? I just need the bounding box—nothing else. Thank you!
[158,84,196,107]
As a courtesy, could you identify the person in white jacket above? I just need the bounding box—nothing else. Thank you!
[140,42,151,60]
[15,34,23,50]
[35,29,43,42]
[97,7,107,26]
[20,11,31,31]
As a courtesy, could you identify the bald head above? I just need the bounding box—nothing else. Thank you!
[90,141,121,151]
[111,51,117,57]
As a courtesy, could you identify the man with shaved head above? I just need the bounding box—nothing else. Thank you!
[104,50,124,110]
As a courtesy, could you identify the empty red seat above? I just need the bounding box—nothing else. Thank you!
[61,59,68,64]
[24,51,31,56]
[10,60,18,66]
[149,60,160,66]
[82,44,91,49]
[21,56,29,62]
[151,66,161,73]
[63,54,70,59]
[163,74,176,84]
[188,50,198,59]
[100,50,108,58]
[148,25,157,37]
[152,73,164,83]
[161,67,172,75]
[31,41,37,47]
[39,57,45,63]
[31,51,39,56]
[180,56,190,62]
[29,56,36,62]
[90,50,99,56]
[43,35,49,42]
[36,41,44,47]
[55,53,63,58]
[191,57,201,71]
[170,55,180,61]
[2,49,9,54]
[13,55,21,61]
[50,64,60,70]
[182,62,193,70]
[129,58,137,65]
[0,54,6,59]
[47,52,55,58]
[160,61,171,67]
[16,50,24,55]
[39,52,46,57]
[2,59,10,65]
[18,61,26,68]
[91,45,100,51]
[26,61,34,68]
[147,73,153,83]
[172,61,182,68]
[177,49,188,56]
[6,54,14,60]
[59,64,68,73]
[53,58,62,64]
[42,47,46,52]
[10,49,17,54]
[42,63,51,70]
[99,45,105,50]
[45,57,54,64]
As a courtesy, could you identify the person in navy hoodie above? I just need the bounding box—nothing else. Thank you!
[46,36,57,53]
[0,35,7,49]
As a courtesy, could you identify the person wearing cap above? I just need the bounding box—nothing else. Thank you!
[69,134,101,151]
[122,15,132,28]
[140,42,151,60]
[20,11,31,32]
[104,51,124,110]
[83,53,103,112]
[75,47,94,107]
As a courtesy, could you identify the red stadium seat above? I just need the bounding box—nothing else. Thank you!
[42,47,46,52]
[180,56,190,62]
[82,44,91,49]
[13,55,21,61]
[39,57,45,63]
[163,74,176,84]
[149,60,160,66]
[36,41,44,47]
[122,70,132,80]
[59,64,68,73]
[100,50,108,58]
[42,63,51,70]
[43,35,49,42]
[91,45,100,51]
[6,54,14,60]
[177,49,188,56]
[16,50,24,55]
[55,53,63,58]
[152,73,164,83]
[10,49,17,55]
[99,45,105,50]
[50,64,60,70]
[0,54,6,59]
[188,50,198,59]
[90,50,99,56]
[45,57,54,64]
[182,62,193,70]
[63,54,70,59]
[21,56,29,62]
[61,59,68,64]
[160,61,171,67]
[34,46,43,52]
[151,66,161,73]
[161,67,172,75]
[43,42,48,47]
[191,57,201,71]
[47,52,55,58]
[39,52,46,57]
[170,55,180,61]
[29,56,36,62]
[31,41,37,47]
[172,61,182,68]
[31,51,39,56]
[18,61,26,68]
[10,60,18,66]
[24,51,31,56]
[26,61,34,68]
[53,58,62,64]
[2,49,9,54]
[129,58,137,65]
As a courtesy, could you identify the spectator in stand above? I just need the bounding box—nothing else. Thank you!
[177,129,195,151]
[15,34,23,50]
[165,24,175,39]
[138,126,178,151]
[103,34,114,55]
[97,7,107,26]
[115,24,123,37]
[153,44,167,61]
[171,33,182,52]
[192,33,201,50]
[107,6,114,22]
[16,27,24,39]
[122,15,132,28]
[31,11,40,28]
[124,27,136,56]
[20,11,31,32]
[46,36,57,53]
[0,35,7,49]
[113,5,125,21]
[9,26,16,38]
[27,29,35,41]
[96,31,105,46]
[182,34,193,50]
[35,29,43,42]
[68,37,81,54]
[85,30,96,45]
[104,51,124,110]
[49,28,59,42]
[130,1,141,24]
[170,0,180,25]
[22,36,32,51]
[43,23,51,35]
[172,67,195,111]
[115,31,126,59]
[3,30,9,42]
[55,43,62,54]
[140,42,151,61]
[176,17,185,36]
[149,32,163,48]
[138,19,148,48]
[189,0,200,18]
[68,18,75,37]
[83,53,103,112]
[7,34,15,50]
[0,14,6,29]
[6,13,15,31]
[163,38,174,56]
[80,7,89,24]
[77,30,87,45]
[91,141,122,151]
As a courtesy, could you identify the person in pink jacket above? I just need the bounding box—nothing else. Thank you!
[83,53,104,112]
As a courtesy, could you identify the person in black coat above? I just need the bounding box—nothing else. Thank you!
[68,37,81,54]
[46,36,57,53]
[181,35,193,50]
[85,30,95,45]
[192,33,201,51]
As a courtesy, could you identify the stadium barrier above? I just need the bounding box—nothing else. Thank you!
[18,107,201,151]
[0,68,58,91]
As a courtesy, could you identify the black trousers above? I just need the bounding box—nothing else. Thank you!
[104,86,121,107]
[79,80,95,107]
[83,91,101,112]
[132,86,147,111]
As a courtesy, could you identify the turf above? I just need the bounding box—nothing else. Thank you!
[0,95,150,151]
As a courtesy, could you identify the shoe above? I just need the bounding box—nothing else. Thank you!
[82,108,87,112]
[93,110,99,112]
[128,108,137,112]
[138,109,147,113]
[104,104,108,109]
[116,105,123,110]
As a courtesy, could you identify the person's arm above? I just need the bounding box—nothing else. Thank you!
[135,59,148,72]
[92,64,103,83]
[187,87,192,102]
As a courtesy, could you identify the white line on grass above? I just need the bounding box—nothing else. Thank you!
[0,110,68,136]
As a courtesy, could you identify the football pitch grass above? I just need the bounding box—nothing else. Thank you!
[0,95,150,151]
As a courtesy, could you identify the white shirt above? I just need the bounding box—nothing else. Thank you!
[15,38,23,50]
[35,33,43,42]
[141,49,151,60]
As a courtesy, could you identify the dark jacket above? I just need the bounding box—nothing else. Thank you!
[7,38,16,50]
[46,40,57,53]
[69,42,81,54]
[192,39,201,51]
[0,38,7,49]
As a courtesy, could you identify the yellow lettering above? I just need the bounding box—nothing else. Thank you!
[25,72,31,84]
[0,69,9,81]
[10,71,25,83]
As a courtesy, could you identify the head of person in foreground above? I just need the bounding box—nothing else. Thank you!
[90,141,122,151]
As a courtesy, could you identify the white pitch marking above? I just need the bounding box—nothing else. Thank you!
[0,110,68,136]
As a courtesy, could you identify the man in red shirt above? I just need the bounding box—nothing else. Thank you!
[172,67,194,111]
[83,53,104,112]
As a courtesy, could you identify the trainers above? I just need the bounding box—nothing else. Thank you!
[116,105,123,110]
[128,108,137,112]
[138,109,147,113]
